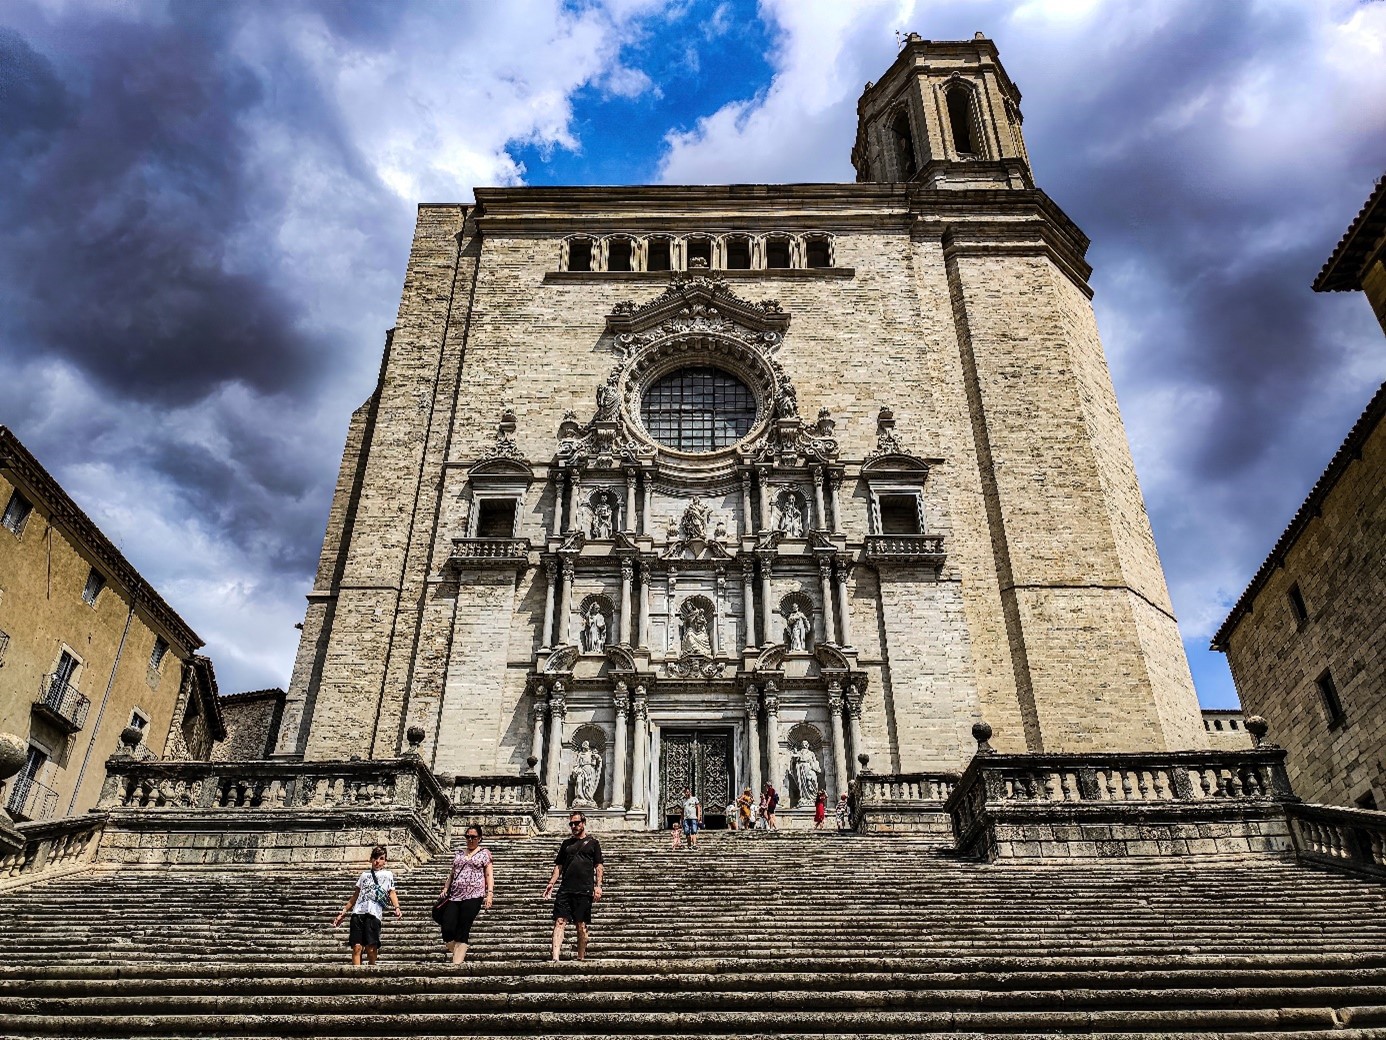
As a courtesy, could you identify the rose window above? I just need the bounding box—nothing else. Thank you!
[639,367,757,452]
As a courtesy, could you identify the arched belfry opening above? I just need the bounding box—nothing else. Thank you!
[890,109,918,180]
[946,86,979,158]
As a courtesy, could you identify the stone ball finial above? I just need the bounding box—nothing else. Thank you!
[972,720,995,755]
[856,752,871,775]
[406,725,426,750]
[118,725,144,753]
[0,733,27,783]
[525,755,539,775]
[1245,715,1269,748]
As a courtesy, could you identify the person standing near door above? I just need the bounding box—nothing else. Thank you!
[543,813,604,961]
[680,787,702,848]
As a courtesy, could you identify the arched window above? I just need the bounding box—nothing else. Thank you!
[947,87,978,158]
[640,367,757,452]
[890,110,917,180]
[567,238,593,272]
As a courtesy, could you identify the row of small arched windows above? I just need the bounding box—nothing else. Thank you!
[562,233,836,273]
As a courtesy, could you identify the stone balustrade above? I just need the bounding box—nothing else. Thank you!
[450,537,531,568]
[0,814,106,891]
[439,774,549,836]
[947,748,1298,861]
[852,771,959,840]
[1287,802,1386,880]
[863,534,945,566]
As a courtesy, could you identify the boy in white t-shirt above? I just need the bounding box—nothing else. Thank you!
[333,845,401,965]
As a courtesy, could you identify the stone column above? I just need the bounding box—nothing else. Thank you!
[624,468,637,533]
[763,682,781,793]
[642,477,653,537]
[540,559,558,648]
[745,685,762,795]
[565,471,581,534]
[827,680,848,796]
[557,558,575,646]
[619,558,633,645]
[740,556,757,649]
[529,683,549,778]
[630,685,649,812]
[812,467,827,531]
[759,555,774,647]
[756,468,771,531]
[845,679,865,778]
[740,472,754,531]
[545,682,567,802]
[818,557,837,646]
[611,682,629,811]
[666,566,677,656]
[834,559,853,647]
[827,472,842,534]
[639,561,652,648]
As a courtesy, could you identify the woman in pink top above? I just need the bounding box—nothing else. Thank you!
[436,824,494,964]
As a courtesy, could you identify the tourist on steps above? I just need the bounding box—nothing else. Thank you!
[813,789,827,830]
[436,824,493,965]
[834,792,851,831]
[543,812,604,961]
[332,845,400,967]
[680,787,703,848]
[737,787,754,832]
[763,782,780,830]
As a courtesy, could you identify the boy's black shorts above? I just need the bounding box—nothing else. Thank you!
[349,912,382,949]
[553,892,593,924]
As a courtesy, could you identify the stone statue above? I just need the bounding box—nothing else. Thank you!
[775,382,798,418]
[572,740,602,806]
[581,604,607,653]
[680,496,712,540]
[785,604,811,652]
[778,495,804,537]
[666,514,680,540]
[791,739,821,805]
[681,605,713,657]
[595,376,620,420]
[590,492,614,539]
[712,518,728,542]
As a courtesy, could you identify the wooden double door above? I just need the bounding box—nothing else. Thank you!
[659,728,734,829]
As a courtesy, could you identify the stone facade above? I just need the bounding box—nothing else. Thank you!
[213,688,286,762]
[280,36,1204,828]
[1214,383,1386,809]
[0,428,222,821]
[1202,709,1253,751]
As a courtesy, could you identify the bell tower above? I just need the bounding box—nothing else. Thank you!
[852,32,1032,189]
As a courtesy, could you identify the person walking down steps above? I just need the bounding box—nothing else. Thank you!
[333,845,401,966]
[435,824,493,965]
[544,812,604,962]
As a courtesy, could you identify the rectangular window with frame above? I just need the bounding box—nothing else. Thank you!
[475,499,518,539]
[878,494,921,535]
[149,637,170,672]
[765,237,791,269]
[686,237,712,267]
[2,490,33,535]
[129,708,149,732]
[647,238,671,272]
[567,239,592,272]
[725,237,751,270]
[1288,583,1308,626]
[1316,668,1345,729]
[607,238,633,272]
[805,237,831,268]
[82,567,105,606]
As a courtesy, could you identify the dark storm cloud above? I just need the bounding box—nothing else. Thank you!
[0,11,316,405]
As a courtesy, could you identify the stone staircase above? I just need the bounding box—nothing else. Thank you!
[3,831,1386,1037]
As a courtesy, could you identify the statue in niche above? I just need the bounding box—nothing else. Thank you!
[680,605,714,657]
[791,740,822,806]
[590,492,615,539]
[595,375,620,421]
[572,740,603,806]
[581,604,608,653]
[712,518,728,543]
[778,495,804,537]
[680,496,712,541]
[784,603,811,653]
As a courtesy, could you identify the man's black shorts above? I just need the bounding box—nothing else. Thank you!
[348,912,382,949]
[553,891,593,924]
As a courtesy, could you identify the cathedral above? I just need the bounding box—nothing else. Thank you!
[273,33,1205,829]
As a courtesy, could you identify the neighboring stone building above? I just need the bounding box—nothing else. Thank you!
[1314,174,1386,336]
[0,427,223,821]
[1202,708,1252,751]
[277,33,1205,829]
[1213,175,1386,811]
[1213,382,1385,808]
[212,688,286,762]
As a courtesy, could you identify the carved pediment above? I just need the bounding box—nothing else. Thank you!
[607,273,790,343]
[545,646,579,673]
[605,644,638,672]
[814,644,852,671]
[755,643,787,671]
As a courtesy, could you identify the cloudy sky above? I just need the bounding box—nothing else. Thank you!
[1,0,1383,707]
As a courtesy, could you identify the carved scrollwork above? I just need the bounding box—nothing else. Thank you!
[663,653,727,679]
[545,646,579,673]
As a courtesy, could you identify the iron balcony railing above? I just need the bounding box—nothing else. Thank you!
[6,774,59,823]
[33,675,91,732]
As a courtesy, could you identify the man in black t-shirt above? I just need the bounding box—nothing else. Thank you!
[543,811,605,961]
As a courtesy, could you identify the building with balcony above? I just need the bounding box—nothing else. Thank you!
[0,427,224,821]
